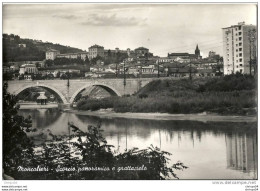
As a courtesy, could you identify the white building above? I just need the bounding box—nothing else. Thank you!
[88,44,104,60]
[19,64,38,75]
[222,22,256,75]
[46,49,60,60]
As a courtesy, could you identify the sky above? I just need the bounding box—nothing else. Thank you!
[3,3,257,57]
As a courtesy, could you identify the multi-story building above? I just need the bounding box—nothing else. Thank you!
[46,49,60,60]
[88,44,104,60]
[19,64,38,75]
[80,52,89,61]
[208,51,216,58]
[134,47,153,58]
[56,53,80,59]
[222,22,256,75]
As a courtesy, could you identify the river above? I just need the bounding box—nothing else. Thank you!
[18,108,257,180]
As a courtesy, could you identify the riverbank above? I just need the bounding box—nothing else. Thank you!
[19,103,58,109]
[67,109,257,122]
[77,76,257,116]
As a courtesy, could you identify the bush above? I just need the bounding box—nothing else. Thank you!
[10,124,187,180]
[197,74,256,92]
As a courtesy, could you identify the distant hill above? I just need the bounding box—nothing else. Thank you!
[3,34,84,63]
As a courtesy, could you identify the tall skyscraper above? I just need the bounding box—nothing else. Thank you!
[222,22,256,75]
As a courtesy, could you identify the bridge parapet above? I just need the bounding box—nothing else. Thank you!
[7,78,157,104]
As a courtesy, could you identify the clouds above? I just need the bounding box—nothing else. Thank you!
[52,14,78,20]
[81,13,147,27]
[2,3,257,56]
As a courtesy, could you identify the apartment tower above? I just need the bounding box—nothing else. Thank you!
[222,22,256,75]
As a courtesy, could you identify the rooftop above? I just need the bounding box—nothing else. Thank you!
[46,49,60,52]
[222,22,256,29]
[21,64,36,68]
[135,47,149,50]
[89,44,104,49]
[168,53,190,56]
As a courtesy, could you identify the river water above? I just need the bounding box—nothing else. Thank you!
[18,108,257,180]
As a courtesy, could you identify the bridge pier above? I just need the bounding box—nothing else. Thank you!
[58,103,71,111]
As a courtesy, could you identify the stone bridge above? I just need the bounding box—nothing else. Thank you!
[7,78,156,104]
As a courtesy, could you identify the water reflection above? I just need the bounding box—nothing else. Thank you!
[226,132,257,175]
[18,109,257,179]
[19,109,61,129]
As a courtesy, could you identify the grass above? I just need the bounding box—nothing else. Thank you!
[77,74,257,116]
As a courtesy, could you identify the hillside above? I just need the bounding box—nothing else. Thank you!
[3,34,84,62]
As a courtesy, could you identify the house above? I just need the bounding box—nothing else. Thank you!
[168,67,197,77]
[3,66,10,73]
[141,65,155,74]
[24,74,32,80]
[88,44,104,60]
[18,44,26,48]
[46,49,60,60]
[10,65,19,72]
[196,69,216,77]
[134,47,153,58]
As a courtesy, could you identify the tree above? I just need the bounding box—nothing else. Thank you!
[84,55,90,65]
[3,82,36,178]
[45,59,54,67]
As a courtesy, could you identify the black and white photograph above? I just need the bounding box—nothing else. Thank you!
[1,2,258,186]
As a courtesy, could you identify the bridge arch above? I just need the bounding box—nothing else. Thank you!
[69,83,121,104]
[14,84,68,104]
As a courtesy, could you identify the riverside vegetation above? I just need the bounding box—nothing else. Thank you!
[77,74,257,115]
[3,82,187,180]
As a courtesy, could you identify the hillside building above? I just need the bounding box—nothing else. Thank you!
[88,44,104,60]
[134,47,153,58]
[46,49,60,60]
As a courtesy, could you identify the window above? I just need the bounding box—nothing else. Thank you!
[239,48,242,51]
[238,26,241,30]
[240,69,243,73]
[236,49,238,52]
[236,44,238,47]
[236,55,238,57]
[239,42,242,46]
[239,53,242,57]
[239,58,242,62]
[239,37,242,41]
[239,32,242,35]
[240,64,243,67]
[236,60,238,63]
